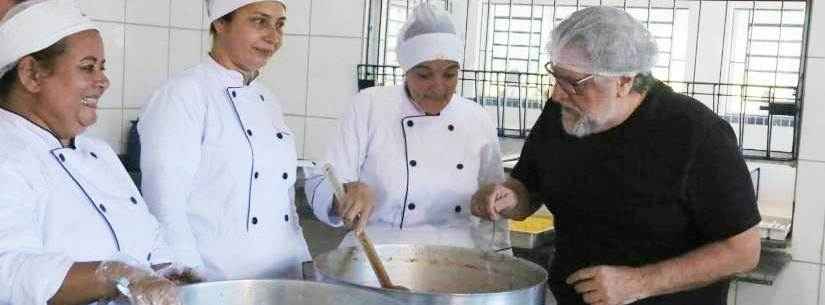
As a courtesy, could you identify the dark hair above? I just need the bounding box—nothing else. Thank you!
[0,39,68,102]
[631,72,657,94]
[209,11,236,36]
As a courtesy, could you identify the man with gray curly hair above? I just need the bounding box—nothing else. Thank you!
[472,6,761,305]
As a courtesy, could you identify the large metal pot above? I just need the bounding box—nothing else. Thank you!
[179,279,403,305]
[314,244,548,305]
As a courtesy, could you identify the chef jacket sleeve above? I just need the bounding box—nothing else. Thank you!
[138,79,207,270]
[0,161,74,305]
[477,109,505,186]
[307,92,373,227]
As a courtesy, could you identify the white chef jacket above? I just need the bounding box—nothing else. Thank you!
[0,108,172,305]
[138,57,311,281]
[306,85,510,251]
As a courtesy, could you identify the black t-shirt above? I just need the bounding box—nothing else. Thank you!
[512,81,761,305]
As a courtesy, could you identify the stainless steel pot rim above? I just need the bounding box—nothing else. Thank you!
[313,244,549,297]
[180,278,358,289]
[320,278,547,297]
[179,279,404,304]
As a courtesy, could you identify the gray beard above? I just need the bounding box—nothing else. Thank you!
[561,108,596,138]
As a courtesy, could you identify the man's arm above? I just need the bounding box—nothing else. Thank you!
[636,225,760,296]
[567,226,759,305]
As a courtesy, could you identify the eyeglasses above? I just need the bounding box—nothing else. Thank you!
[545,62,594,96]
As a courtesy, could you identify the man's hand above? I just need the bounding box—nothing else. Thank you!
[470,183,517,221]
[334,181,375,234]
[566,265,647,305]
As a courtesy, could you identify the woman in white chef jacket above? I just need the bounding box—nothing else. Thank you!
[306,4,510,252]
[138,0,310,281]
[0,1,192,305]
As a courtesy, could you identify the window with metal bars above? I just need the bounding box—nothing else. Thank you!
[478,2,688,82]
[726,3,804,131]
[485,4,545,74]
[371,0,452,67]
[359,0,811,161]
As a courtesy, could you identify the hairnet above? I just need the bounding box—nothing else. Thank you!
[396,3,462,71]
[547,6,658,76]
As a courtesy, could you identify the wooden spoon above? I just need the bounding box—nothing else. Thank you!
[322,163,409,291]
[356,230,408,290]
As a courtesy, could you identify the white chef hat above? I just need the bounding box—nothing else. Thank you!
[0,0,96,78]
[206,0,287,24]
[396,4,462,72]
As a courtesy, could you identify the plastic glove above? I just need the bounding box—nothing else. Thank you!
[154,263,205,285]
[470,216,512,254]
[95,260,181,305]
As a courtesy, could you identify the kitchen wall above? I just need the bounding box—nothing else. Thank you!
[745,0,825,303]
[77,0,364,160]
[77,0,824,303]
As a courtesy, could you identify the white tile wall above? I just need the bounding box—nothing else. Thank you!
[170,0,204,30]
[200,4,211,30]
[306,36,362,119]
[284,0,311,35]
[78,0,125,23]
[799,59,825,161]
[792,161,825,263]
[86,109,124,153]
[820,265,825,305]
[310,0,365,38]
[123,25,169,108]
[736,262,820,305]
[260,35,310,116]
[125,0,170,27]
[284,115,306,157]
[808,0,824,58]
[169,29,203,75]
[96,22,125,109]
[303,117,339,160]
[200,30,213,62]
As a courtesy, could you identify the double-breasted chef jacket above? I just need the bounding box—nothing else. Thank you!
[138,57,311,281]
[0,108,173,305]
[307,85,510,251]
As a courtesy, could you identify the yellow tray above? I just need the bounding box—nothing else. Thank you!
[510,215,554,234]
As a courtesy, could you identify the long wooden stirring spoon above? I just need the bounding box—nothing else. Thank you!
[322,163,408,291]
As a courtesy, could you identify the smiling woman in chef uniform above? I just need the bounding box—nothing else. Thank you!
[0,1,196,305]
[306,4,510,252]
[138,0,311,281]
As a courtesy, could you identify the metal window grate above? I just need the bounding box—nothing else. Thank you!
[477,2,689,82]
[370,0,452,67]
[361,0,811,161]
